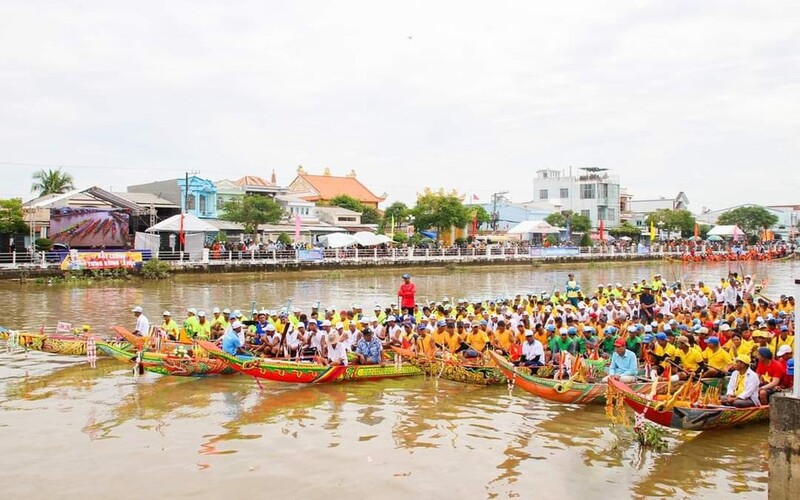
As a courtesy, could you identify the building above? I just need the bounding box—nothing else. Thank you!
[314,206,376,232]
[533,167,621,228]
[625,192,690,228]
[478,197,558,231]
[128,175,219,219]
[287,166,386,209]
[215,173,286,212]
[697,204,799,240]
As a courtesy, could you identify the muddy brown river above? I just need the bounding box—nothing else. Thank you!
[2,260,796,498]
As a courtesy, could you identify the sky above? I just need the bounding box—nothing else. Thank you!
[1,1,798,212]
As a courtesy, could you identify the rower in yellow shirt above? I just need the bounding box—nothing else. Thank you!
[415,325,436,358]
[465,324,490,354]
[160,311,180,341]
[701,336,732,378]
[493,321,514,352]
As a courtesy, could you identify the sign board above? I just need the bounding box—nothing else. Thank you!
[298,249,324,262]
[60,251,143,271]
[50,207,130,248]
[529,247,580,257]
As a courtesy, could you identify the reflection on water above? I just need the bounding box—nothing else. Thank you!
[0,261,786,498]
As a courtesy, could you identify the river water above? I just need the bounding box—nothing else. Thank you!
[1,260,796,499]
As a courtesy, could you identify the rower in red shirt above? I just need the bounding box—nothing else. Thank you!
[755,346,786,405]
[776,345,794,390]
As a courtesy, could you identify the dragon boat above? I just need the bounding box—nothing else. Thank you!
[8,331,133,356]
[606,377,770,431]
[112,326,187,351]
[489,350,669,405]
[199,340,422,384]
[392,347,506,385]
[97,341,236,376]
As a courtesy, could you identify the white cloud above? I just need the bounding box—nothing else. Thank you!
[0,1,797,211]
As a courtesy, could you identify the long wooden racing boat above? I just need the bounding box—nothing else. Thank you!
[488,350,669,405]
[199,340,422,384]
[607,378,770,431]
[112,326,187,352]
[10,331,133,356]
[97,341,236,376]
[392,347,506,385]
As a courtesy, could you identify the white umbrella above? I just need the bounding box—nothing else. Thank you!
[145,213,219,233]
[508,220,560,235]
[353,231,392,246]
[319,232,359,248]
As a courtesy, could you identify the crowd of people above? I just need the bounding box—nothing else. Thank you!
[129,269,795,407]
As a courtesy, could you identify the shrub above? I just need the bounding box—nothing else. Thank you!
[35,238,52,251]
[141,258,171,279]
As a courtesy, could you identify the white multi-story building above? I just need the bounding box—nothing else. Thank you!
[532,167,621,228]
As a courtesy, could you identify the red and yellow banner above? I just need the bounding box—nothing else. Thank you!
[60,251,143,271]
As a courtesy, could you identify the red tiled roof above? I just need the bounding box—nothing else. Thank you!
[235,176,275,187]
[297,174,385,204]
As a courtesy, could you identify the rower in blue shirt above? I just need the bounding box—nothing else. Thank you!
[603,337,638,383]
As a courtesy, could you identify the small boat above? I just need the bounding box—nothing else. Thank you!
[96,341,236,377]
[606,377,770,431]
[199,340,422,384]
[488,350,669,405]
[11,331,133,356]
[392,348,506,385]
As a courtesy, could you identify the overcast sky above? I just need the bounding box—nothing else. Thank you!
[1,1,797,212]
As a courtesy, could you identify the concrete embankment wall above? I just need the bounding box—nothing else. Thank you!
[0,253,673,281]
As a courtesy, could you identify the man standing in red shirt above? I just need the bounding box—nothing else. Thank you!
[776,345,794,390]
[398,273,416,316]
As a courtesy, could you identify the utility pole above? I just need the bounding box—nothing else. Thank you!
[184,170,199,212]
[491,191,508,231]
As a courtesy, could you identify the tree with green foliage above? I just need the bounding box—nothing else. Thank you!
[0,198,28,234]
[465,205,492,226]
[31,168,75,196]
[609,221,642,238]
[327,194,381,224]
[410,190,470,241]
[360,207,381,225]
[645,209,696,237]
[579,233,593,247]
[382,201,410,226]
[276,232,293,246]
[716,206,779,239]
[545,211,591,233]
[220,195,283,243]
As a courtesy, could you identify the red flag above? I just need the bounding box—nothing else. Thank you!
[472,194,479,201]
[471,214,478,237]
[598,219,604,241]
[179,213,186,245]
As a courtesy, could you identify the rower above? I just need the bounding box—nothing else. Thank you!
[701,336,732,378]
[354,328,382,365]
[324,333,347,366]
[131,306,149,336]
[196,311,211,340]
[221,321,245,356]
[160,311,179,341]
[518,330,544,368]
[722,355,760,408]
[603,338,638,383]
[755,347,785,405]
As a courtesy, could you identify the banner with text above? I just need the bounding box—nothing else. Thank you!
[298,249,325,262]
[529,247,580,257]
[60,251,144,271]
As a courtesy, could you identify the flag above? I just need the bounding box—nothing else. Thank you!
[598,219,604,241]
[649,220,656,242]
[471,213,478,237]
[472,194,480,202]
[294,213,301,242]
[694,223,699,239]
[179,213,186,245]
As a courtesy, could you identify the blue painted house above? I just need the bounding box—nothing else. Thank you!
[128,175,219,219]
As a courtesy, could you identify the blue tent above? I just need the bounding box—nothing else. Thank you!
[420,230,437,240]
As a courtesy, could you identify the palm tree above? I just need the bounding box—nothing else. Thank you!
[31,168,75,196]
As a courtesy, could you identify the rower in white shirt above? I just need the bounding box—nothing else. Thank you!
[131,306,150,336]
[325,333,348,366]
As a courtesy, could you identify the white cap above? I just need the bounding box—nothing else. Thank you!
[321,320,332,327]
[719,324,731,332]
[335,322,344,329]
[187,308,197,315]
[777,345,793,357]
[198,311,206,317]
[162,311,171,316]
[232,321,242,329]
[212,307,220,314]
[387,315,397,322]
[131,306,143,313]
[222,308,231,314]
[266,324,276,331]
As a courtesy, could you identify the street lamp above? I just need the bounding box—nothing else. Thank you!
[657,220,665,241]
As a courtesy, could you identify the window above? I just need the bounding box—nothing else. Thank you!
[581,210,590,219]
[186,194,196,210]
[607,208,616,221]
[539,189,548,200]
[560,188,569,198]
[199,195,207,214]
[598,207,607,220]
[580,184,595,199]
[339,216,357,222]
[599,183,609,199]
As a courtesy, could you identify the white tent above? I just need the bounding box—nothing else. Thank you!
[354,231,392,246]
[145,213,219,233]
[507,220,561,235]
[319,232,359,248]
[707,225,745,238]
